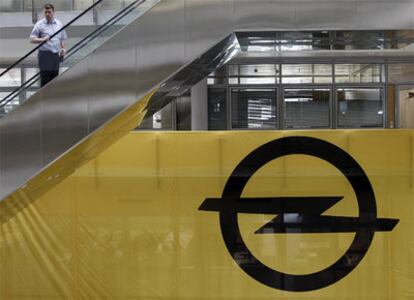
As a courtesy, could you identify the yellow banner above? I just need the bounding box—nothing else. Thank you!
[0,131,413,299]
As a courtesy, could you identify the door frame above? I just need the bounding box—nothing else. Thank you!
[395,84,414,128]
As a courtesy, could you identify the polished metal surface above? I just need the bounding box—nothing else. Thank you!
[0,0,414,200]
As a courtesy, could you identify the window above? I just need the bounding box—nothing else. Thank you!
[228,64,279,85]
[207,66,226,85]
[284,88,330,129]
[0,0,21,12]
[335,64,383,83]
[337,88,384,128]
[282,64,332,84]
[231,88,277,129]
[206,62,388,130]
[388,63,414,84]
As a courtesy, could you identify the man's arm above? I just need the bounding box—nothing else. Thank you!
[30,35,49,44]
[60,40,65,56]
[59,29,67,56]
[29,23,49,44]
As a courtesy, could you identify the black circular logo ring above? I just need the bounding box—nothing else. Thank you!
[219,136,378,292]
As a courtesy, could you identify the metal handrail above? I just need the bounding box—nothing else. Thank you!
[0,0,143,108]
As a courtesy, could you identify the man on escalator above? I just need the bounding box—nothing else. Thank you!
[29,3,67,87]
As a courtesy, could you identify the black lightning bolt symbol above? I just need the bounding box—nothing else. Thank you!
[199,197,399,234]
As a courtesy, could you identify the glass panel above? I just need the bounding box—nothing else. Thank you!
[208,88,227,130]
[237,32,278,52]
[337,88,384,128]
[100,0,123,10]
[207,66,227,85]
[231,88,276,129]
[24,68,40,87]
[239,64,278,77]
[34,0,72,11]
[23,0,32,11]
[314,64,333,84]
[333,31,385,50]
[239,77,275,85]
[225,64,279,85]
[0,92,19,115]
[335,64,382,83]
[228,65,238,76]
[0,68,21,87]
[237,30,414,52]
[0,0,22,12]
[280,31,331,51]
[284,88,330,129]
[74,0,93,10]
[388,63,414,84]
[282,64,332,84]
[228,77,238,85]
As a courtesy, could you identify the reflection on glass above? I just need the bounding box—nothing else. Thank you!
[207,66,226,85]
[388,63,414,84]
[335,64,382,83]
[208,88,227,130]
[231,88,276,129]
[284,89,330,129]
[337,88,384,128]
[282,64,332,84]
[176,92,191,131]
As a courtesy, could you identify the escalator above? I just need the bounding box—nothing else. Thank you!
[0,0,160,116]
[0,0,241,212]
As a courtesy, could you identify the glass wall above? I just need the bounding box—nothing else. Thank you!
[283,88,330,129]
[282,64,332,84]
[337,88,384,128]
[335,64,383,83]
[228,64,279,85]
[207,62,388,130]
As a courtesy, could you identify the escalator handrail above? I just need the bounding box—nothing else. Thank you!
[0,0,144,108]
[0,0,106,78]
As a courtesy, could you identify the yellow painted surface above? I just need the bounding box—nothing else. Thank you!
[0,130,413,299]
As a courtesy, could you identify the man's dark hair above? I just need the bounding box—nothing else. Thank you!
[43,3,54,10]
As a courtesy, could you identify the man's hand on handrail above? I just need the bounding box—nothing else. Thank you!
[30,35,50,44]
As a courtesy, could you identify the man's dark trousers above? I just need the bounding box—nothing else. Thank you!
[38,50,60,87]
